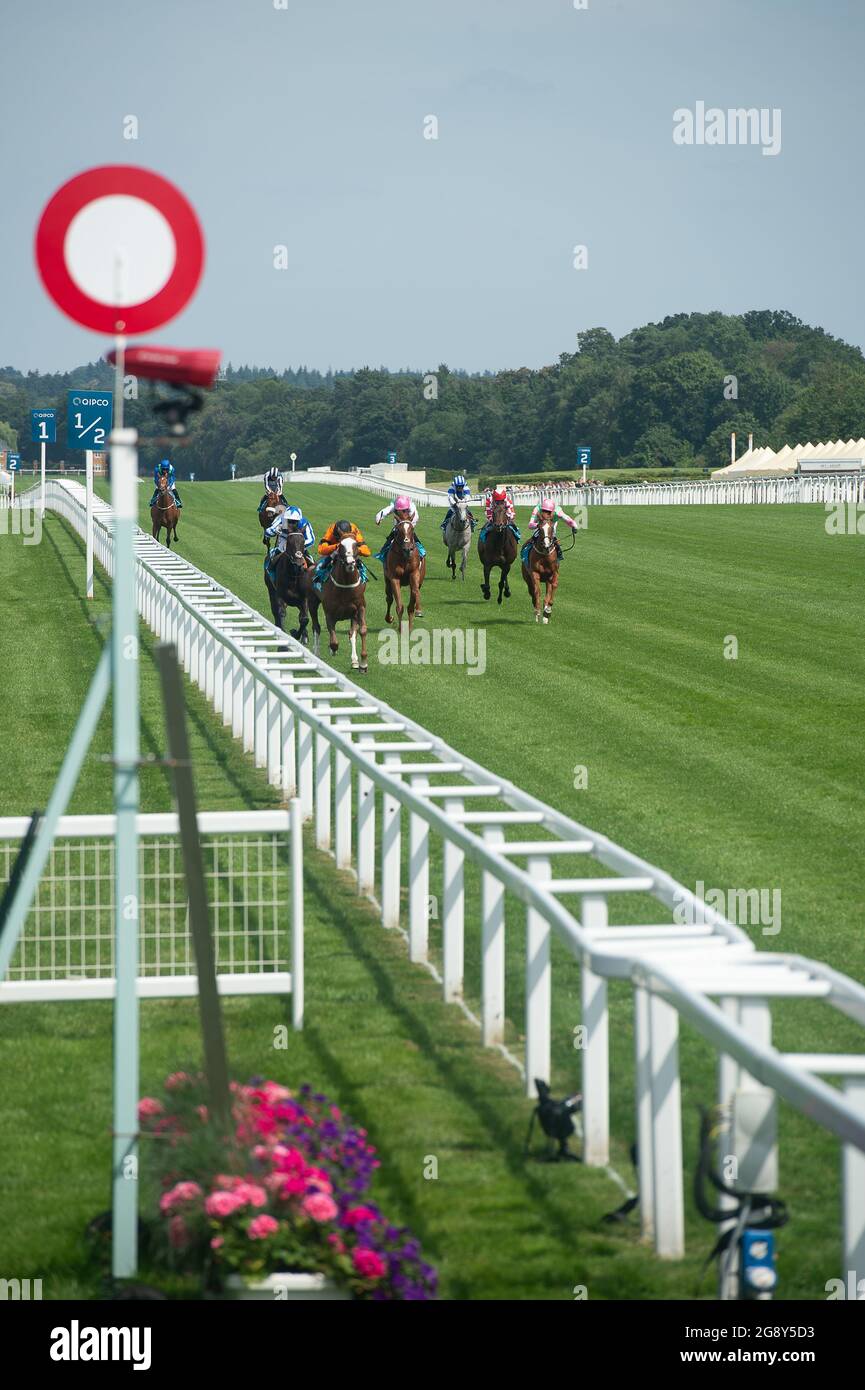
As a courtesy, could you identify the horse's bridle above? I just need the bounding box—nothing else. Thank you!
[532,519,556,554]
[394,519,416,554]
[449,502,471,534]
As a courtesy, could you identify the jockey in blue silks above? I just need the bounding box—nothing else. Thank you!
[150,459,182,509]
[440,473,476,536]
[264,505,315,586]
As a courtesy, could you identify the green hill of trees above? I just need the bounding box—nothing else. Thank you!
[3,309,863,479]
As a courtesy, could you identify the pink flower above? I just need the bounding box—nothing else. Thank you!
[233,1182,268,1209]
[169,1215,190,1249]
[304,1166,333,1194]
[302,1193,338,1223]
[159,1181,203,1214]
[279,1176,307,1197]
[165,1072,193,1091]
[205,1190,246,1218]
[138,1097,164,1119]
[196,1105,209,1123]
[327,1234,346,1254]
[210,1236,224,1250]
[352,1248,385,1280]
[248,1214,279,1240]
[214,1174,243,1190]
[343,1205,377,1226]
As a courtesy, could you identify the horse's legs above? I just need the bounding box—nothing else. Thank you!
[349,612,359,669]
[384,573,395,624]
[415,557,425,616]
[327,608,339,656]
[358,601,368,673]
[529,571,541,621]
[460,544,467,581]
[481,561,491,600]
[266,578,283,629]
[543,571,558,623]
[497,562,512,605]
[447,548,455,579]
[310,595,321,657]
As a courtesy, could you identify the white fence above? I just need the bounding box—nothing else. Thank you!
[14,478,865,1283]
[549,475,865,508]
[234,469,451,506]
[0,808,304,1025]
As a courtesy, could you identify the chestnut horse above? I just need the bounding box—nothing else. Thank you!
[265,529,312,643]
[384,519,425,630]
[478,500,517,604]
[151,473,179,546]
[259,489,285,545]
[522,518,559,623]
[310,536,369,672]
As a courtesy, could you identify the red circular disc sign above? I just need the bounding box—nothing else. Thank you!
[35,165,204,335]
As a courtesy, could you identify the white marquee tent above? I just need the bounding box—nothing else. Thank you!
[713,438,865,478]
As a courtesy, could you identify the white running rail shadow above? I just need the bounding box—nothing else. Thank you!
[21,479,865,1281]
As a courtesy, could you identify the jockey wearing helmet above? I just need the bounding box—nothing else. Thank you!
[440,473,476,536]
[479,484,520,543]
[264,504,316,567]
[525,495,578,562]
[312,518,372,592]
[258,467,285,512]
[150,459,182,509]
[373,494,426,559]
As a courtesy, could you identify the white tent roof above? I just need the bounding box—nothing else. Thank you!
[712,439,865,477]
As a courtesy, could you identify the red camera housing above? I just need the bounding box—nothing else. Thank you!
[106,346,221,389]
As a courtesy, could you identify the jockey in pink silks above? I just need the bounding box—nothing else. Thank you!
[526,496,578,560]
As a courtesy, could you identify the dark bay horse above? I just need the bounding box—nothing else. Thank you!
[521,517,560,623]
[384,519,425,630]
[259,490,285,545]
[478,501,517,604]
[310,537,369,672]
[264,530,312,643]
[151,474,179,546]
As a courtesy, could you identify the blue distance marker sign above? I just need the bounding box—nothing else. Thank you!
[31,409,57,444]
[387,450,397,465]
[67,390,113,450]
[578,447,592,470]
[7,453,21,471]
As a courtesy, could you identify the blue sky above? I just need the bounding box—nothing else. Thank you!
[2,0,863,372]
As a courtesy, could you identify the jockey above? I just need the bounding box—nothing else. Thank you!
[313,518,371,590]
[150,459,182,509]
[526,495,578,560]
[440,473,475,535]
[258,467,285,517]
[264,504,316,567]
[374,494,426,562]
[479,484,520,543]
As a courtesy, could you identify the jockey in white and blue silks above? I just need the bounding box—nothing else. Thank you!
[258,467,285,519]
[440,474,476,535]
[265,505,315,559]
[150,459,182,508]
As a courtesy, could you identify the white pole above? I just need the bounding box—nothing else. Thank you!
[40,440,46,516]
[731,432,736,466]
[582,462,587,484]
[10,469,14,506]
[85,449,94,599]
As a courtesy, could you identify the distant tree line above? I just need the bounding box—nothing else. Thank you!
[2,310,863,479]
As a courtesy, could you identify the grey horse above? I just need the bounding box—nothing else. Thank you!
[443,497,474,581]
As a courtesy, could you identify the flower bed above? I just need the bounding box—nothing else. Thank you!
[138,1075,437,1301]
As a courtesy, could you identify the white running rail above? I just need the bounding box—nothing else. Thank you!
[20,479,865,1283]
[543,475,865,508]
[233,470,451,506]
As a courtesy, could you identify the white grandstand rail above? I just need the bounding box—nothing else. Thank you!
[232,469,451,506]
[26,478,865,1283]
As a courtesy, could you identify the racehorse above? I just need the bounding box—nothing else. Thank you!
[384,518,425,630]
[522,518,560,624]
[478,500,517,604]
[151,473,179,546]
[310,536,369,672]
[264,530,312,643]
[443,497,472,582]
[259,489,285,544]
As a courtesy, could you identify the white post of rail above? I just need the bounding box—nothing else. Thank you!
[334,719,352,869]
[649,990,685,1259]
[40,440,46,516]
[85,448,94,599]
[842,1078,865,1295]
[580,892,610,1165]
[634,984,655,1242]
[408,775,430,961]
[356,738,375,897]
[290,797,303,1030]
[380,753,401,928]
[525,856,552,1096]
[481,826,505,1046]
[315,730,331,852]
[442,798,464,1002]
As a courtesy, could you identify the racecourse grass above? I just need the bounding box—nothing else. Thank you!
[0,483,861,1299]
